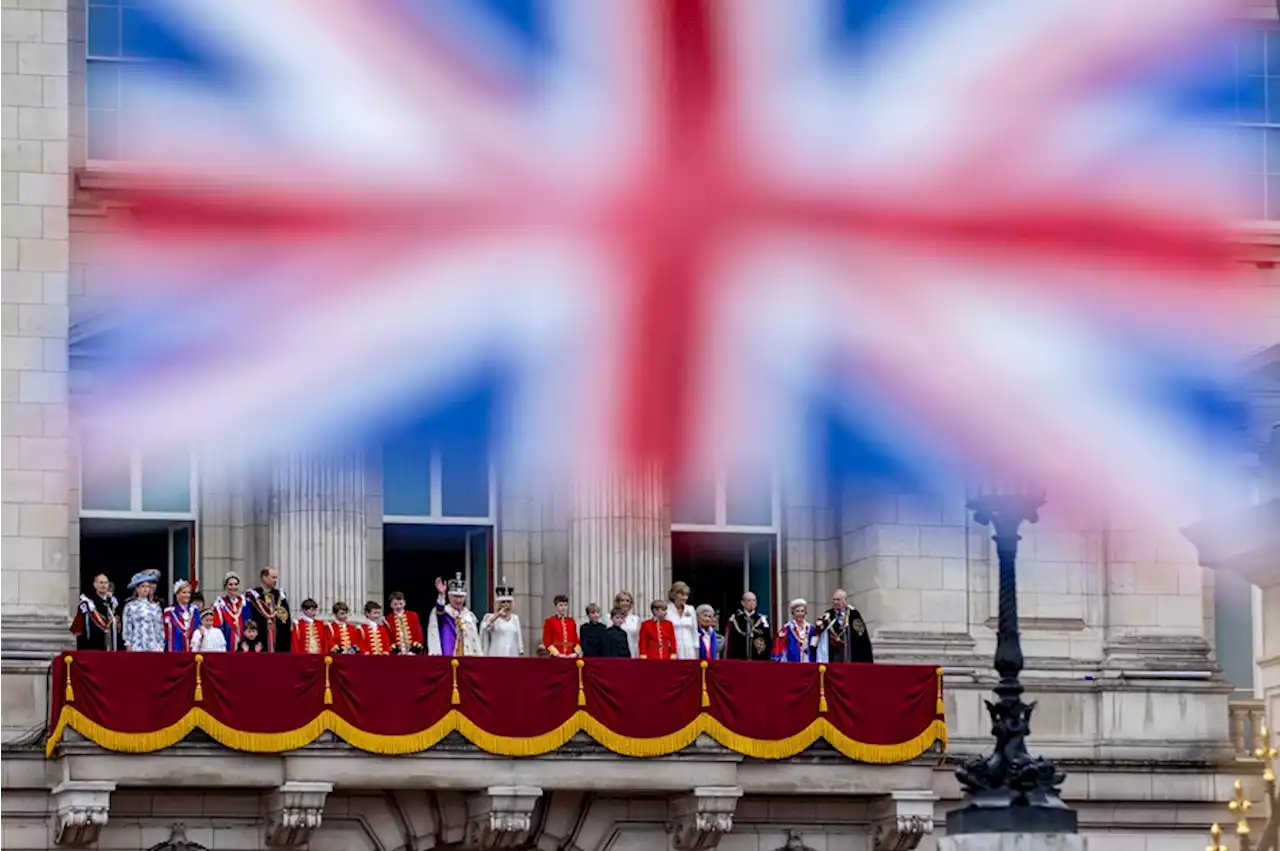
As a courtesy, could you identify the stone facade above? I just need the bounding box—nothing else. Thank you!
[5,1,1280,849]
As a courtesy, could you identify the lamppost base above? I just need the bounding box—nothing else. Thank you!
[939,833,1087,851]
[946,793,1079,836]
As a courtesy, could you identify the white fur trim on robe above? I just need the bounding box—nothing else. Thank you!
[427,602,482,656]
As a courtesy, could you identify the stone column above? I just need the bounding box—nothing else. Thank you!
[269,451,367,607]
[568,466,668,612]
[1,0,73,729]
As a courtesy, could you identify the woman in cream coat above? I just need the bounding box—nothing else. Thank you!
[664,581,698,660]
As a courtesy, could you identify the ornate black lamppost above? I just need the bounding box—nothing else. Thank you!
[946,482,1078,835]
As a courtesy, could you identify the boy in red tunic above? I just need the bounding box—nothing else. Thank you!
[541,594,581,657]
[387,590,425,654]
[328,601,361,655]
[292,598,326,654]
[361,601,392,656]
[638,599,678,660]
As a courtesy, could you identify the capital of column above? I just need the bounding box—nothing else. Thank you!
[666,786,742,851]
[264,780,332,848]
[51,781,115,847]
[465,785,542,850]
[870,790,935,851]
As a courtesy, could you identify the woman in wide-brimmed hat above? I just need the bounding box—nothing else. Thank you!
[122,569,164,652]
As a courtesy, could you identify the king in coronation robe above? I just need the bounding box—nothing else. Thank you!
[428,574,481,656]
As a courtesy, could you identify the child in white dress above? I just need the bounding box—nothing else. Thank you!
[191,608,228,653]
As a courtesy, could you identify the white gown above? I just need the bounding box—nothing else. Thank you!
[482,613,523,657]
[620,613,641,659]
[190,627,227,653]
[666,604,698,660]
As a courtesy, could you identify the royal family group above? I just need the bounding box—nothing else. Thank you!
[72,567,875,663]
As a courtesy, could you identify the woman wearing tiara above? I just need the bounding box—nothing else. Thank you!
[123,569,164,652]
[213,572,252,649]
[481,578,523,657]
[163,579,200,652]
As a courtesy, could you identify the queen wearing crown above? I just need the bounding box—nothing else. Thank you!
[428,573,482,657]
[481,578,523,657]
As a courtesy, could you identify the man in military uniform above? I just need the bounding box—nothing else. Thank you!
[814,588,873,663]
[71,572,120,651]
[247,566,292,653]
[726,591,770,661]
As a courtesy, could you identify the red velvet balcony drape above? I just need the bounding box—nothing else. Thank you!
[48,653,945,762]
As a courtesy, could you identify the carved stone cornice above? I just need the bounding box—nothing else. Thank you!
[666,786,742,850]
[465,785,542,849]
[50,780,115,847]
[264,781,332,848]
[870,790,935,851]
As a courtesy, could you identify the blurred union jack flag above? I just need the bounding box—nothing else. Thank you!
[84,0,1261,524]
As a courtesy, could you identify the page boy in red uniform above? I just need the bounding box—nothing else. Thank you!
[292,598,326,654]
[541,594,581,657]
[361,601,392,656]
[386,591,425,654]
[638,599,678,660]
[328,601,361,654]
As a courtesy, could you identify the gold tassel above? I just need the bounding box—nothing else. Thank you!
[194,654,204,703]
[700,661,710,708]
[64,656,74,703]
[936,667,945,715]
[324,656,334,705]
[818,664,828,713]
[450,658,461,706]
[576,659,586,707]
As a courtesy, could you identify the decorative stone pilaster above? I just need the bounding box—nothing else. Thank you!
[870,790,935,851]
[665,786,742,850]
[264,781,332,848]
[465,785,542,849]
[51,781,114,847]
[269,452,367,607]
[569,466,667,610]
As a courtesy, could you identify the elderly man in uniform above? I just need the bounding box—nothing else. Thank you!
[726,591,770,661]
[813,589,874,663]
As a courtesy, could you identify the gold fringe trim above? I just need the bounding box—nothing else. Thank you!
[818,664,828,713]
[936,667,945,715]
[577,659,586,707]
[700,661,710,708]
[64,656,74,703]
[194,655,204,703]
[450,658,461,706]
[324,657,333,706]
[44,705,948,763]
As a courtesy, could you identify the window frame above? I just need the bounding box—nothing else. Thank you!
[79,443,199,522]
[1235,23,1280,223]
[382,447,498,526]
[84,0,155,165]
[671,467,781,534]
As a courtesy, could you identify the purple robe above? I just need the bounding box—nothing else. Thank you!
[429,596,480,656]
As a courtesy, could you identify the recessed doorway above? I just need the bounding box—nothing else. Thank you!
[80,517,195,605]
[671,531,777,630]
[383,523,493,615]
